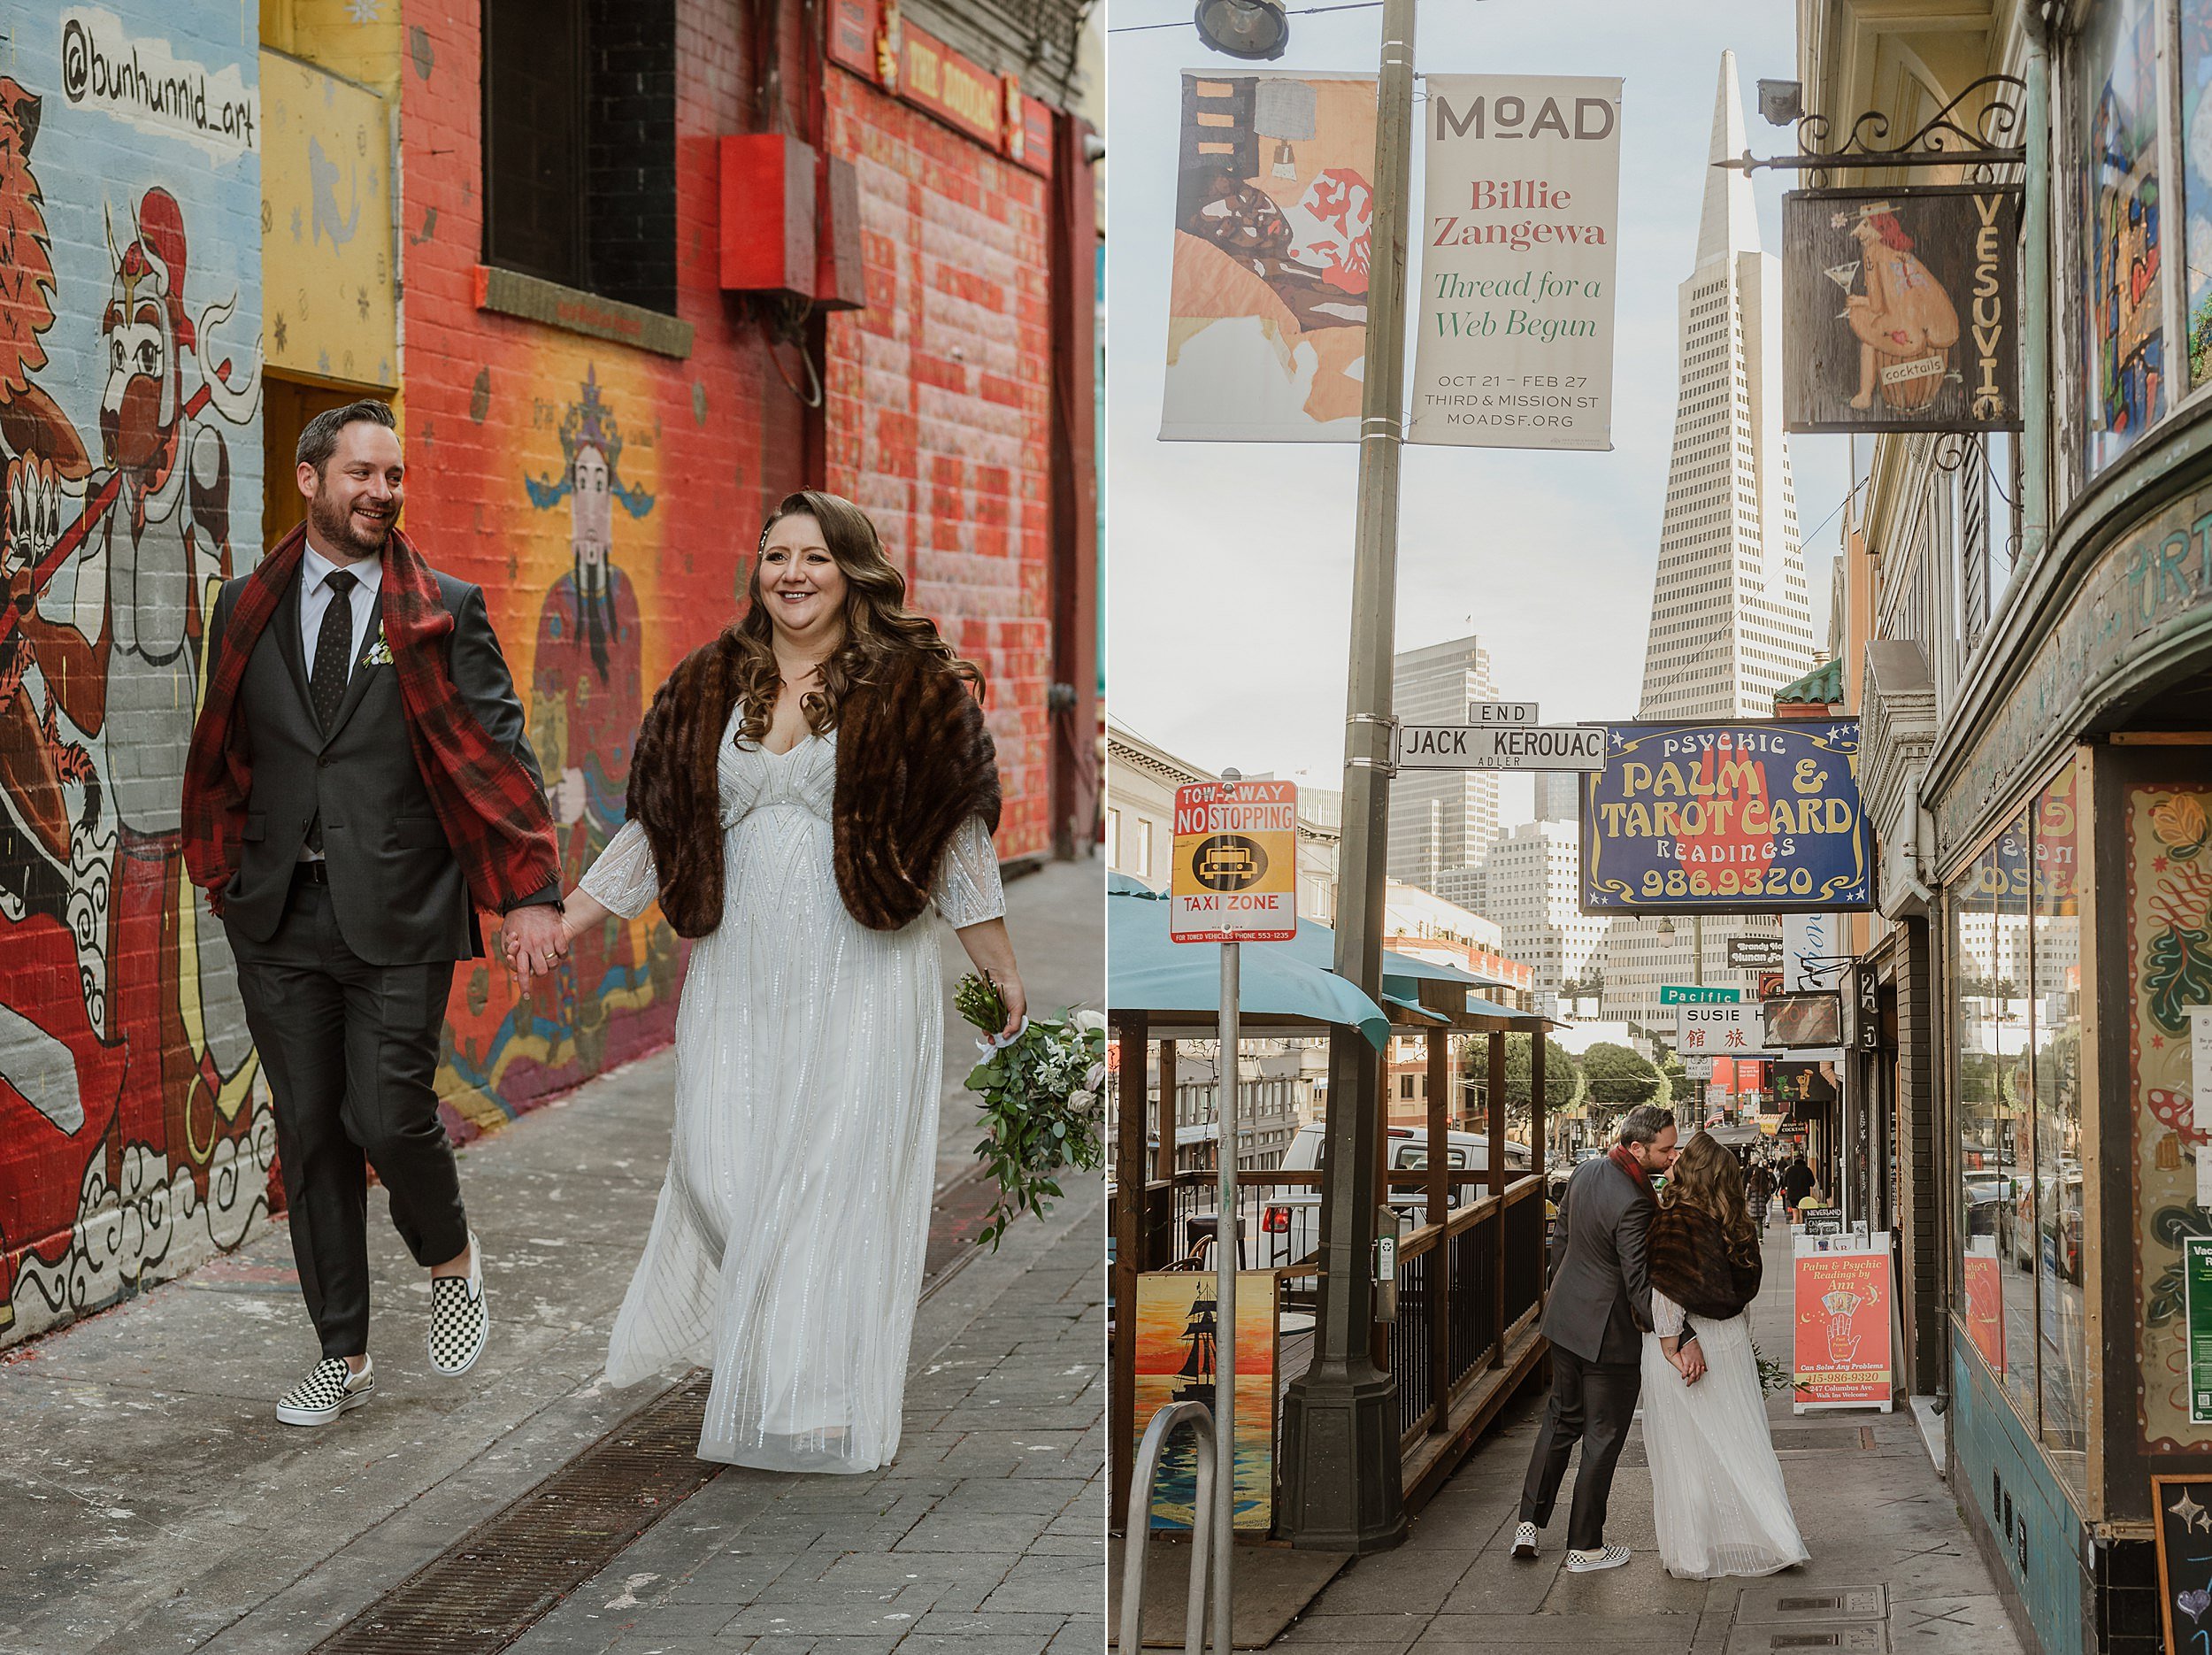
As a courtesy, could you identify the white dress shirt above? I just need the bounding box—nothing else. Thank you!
[299,540,383,674]
[297,541,384,862]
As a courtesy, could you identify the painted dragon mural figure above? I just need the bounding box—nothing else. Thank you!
[0,74,272,1341]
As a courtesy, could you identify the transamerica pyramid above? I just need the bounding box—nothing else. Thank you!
[1603,52,1815,1038]
[1636,50,1816,720]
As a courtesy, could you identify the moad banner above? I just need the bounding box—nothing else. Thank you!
[1579,721,1873,913]
[1782,185,2023,434]
[1161,72,1377,442]
[1409,74,1623,450]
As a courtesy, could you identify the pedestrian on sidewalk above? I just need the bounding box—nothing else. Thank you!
[1778,1154,1815,1224]
[1512,1103,1680,1574]
[1643,1132,1809,1579]
[554,489,1028,1474]
[182,400,565,1427]
[1747,1157,1776,1227]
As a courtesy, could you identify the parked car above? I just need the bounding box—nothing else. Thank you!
[1243,1124,1534,1268]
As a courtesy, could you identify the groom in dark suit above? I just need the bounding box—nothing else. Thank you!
[182,400,570,1426]
[1512,1104,1692,1572]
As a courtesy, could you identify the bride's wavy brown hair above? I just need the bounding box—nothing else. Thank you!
[733,490,982,741]
[1657,1131,1760,1266]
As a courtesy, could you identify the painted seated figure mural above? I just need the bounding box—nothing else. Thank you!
[524,366,651,1073]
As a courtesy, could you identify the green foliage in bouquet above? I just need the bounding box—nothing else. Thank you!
[1751,1339,1810,1397]
[957,972,1107,1249]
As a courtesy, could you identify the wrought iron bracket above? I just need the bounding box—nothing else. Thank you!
[1717,73,2028,181]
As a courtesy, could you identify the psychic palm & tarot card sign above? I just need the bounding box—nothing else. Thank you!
[1580,721,1872,914]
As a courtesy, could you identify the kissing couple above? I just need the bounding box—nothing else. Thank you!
[1512,1105,1810,1579]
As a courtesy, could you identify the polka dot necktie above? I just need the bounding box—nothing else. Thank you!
[303,571,357,858]
[311,569,358,734]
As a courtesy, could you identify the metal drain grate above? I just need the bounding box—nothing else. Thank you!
[1745,1629,1886,1654]
[1736,1582,1886,1627]
[310,1374,718,1654]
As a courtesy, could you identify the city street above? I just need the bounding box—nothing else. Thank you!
[1270,1217,2024,1655]
[0,856,1102,1655]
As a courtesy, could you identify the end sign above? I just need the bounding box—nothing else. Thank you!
[1171,780,1298,943]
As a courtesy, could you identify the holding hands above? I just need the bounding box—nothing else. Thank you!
[1666,1336,1707,1387]
[499,903,571,994]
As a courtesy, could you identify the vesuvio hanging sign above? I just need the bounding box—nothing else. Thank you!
[1781,185,2021,434]
[1409,75,1623,451]
[1579,721,1873,914]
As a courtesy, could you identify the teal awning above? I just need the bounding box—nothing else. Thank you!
[1271,917,1518,997]
[1107,887,1393,1050]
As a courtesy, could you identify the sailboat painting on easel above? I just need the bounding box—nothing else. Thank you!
[1131,1272,1279,1531]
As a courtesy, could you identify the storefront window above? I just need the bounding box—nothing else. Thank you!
[1955,828,2023,1411]
[2032,772,2087,1497]
[2081,0,2166,473]
[2184,1,2212,381]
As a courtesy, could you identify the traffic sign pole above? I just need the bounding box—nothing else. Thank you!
[1214,797,1240,1655]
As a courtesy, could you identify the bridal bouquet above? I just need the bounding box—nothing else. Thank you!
[956,972,1107,1249]
[1752,1341,1809,1397]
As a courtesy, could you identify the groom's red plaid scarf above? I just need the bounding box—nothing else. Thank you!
[182,522,561,916]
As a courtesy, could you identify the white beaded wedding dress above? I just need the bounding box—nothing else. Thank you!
[1640,1287,1810,1578]
[580,713,1004,1473]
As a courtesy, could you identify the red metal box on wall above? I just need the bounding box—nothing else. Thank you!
[719,133,818,296]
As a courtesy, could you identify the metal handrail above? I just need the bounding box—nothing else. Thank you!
[1119,1400,1217,1655]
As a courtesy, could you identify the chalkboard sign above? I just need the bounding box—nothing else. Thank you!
[1802,1206,1844,1235]
[2154,1474,2212,1655]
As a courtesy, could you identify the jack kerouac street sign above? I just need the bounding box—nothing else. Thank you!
[1396,723,1607,772]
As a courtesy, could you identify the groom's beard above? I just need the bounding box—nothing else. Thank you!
[311,488,396,558]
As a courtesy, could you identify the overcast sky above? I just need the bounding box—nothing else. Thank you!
[1104,0,1847,825]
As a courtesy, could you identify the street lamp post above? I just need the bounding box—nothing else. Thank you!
[1277,0,1417,1555]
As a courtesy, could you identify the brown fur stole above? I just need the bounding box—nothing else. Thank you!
[1647,1203,1762,1321]
[626,634,1001,936]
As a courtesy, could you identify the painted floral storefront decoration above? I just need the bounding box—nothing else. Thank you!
[2131,782,2212,1449]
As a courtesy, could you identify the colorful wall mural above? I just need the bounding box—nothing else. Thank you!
[0,4,269,1343]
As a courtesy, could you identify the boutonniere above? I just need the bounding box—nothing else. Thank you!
[363,625,393,666]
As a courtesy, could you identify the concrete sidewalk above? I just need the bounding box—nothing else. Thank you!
[1271,1217,2025,1655]
[0,853,1102,1655]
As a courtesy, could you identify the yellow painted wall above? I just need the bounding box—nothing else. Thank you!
[259,49,397,391]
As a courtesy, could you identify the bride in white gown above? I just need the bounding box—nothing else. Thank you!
[546,491,1025,1474]
[1640,1132,1810,1579]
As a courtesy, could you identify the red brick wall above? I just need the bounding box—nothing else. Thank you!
[396,0,809,1135]
[822,70,1056,859]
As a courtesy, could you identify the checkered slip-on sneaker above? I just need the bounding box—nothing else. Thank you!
[427,1232,489,1376]
[1564,1544,1631,1574]
[276,1356,374,1427]
[1510,1522,1539,1559]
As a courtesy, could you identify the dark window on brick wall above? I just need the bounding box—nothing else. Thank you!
[481,0,676,313]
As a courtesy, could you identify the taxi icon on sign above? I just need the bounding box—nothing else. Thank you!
[1193,834,1268,892]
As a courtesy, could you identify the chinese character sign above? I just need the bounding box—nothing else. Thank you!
[1580,722,1872,913]
[1678,1003,1757,1055]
